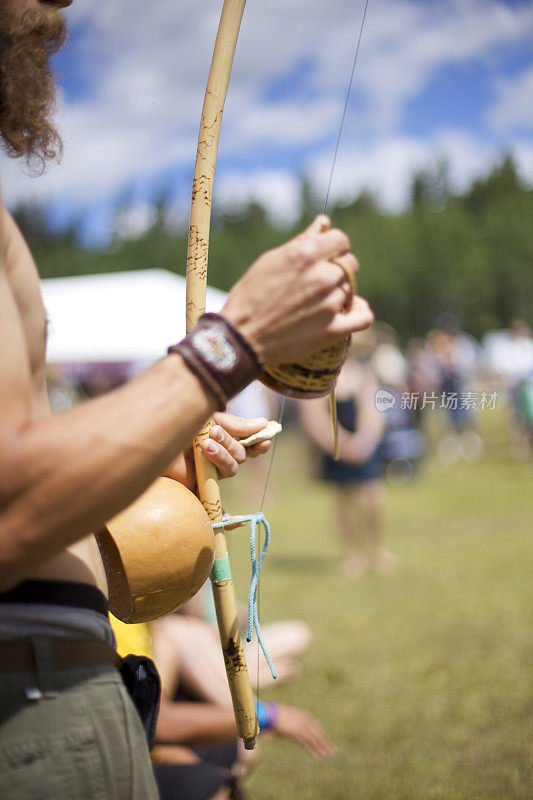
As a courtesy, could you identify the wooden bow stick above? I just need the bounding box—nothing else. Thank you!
[185,0,258,749]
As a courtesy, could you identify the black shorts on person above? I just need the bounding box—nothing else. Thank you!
[154,741,242,800]
[321,395,382,485]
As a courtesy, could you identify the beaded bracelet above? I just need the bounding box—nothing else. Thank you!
[254,700,280,731]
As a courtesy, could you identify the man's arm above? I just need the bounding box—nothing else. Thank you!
[0,349,217,589]
[0,204,222,589]
[0,214,372,590]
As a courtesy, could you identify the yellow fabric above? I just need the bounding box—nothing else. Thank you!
[110,614,153,659]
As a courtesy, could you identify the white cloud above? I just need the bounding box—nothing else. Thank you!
[215,170,303,226]
[114,203,157,240]
[287,130,514,213]
[488,65,533,131]
[512,140,533,188]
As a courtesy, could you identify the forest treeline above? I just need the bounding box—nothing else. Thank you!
[14,154,532,340]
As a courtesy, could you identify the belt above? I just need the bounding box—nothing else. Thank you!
[0,638,122,673]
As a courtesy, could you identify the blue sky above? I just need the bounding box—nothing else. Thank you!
[3,0,533,245]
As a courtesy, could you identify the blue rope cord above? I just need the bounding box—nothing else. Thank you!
[212,512,276,679]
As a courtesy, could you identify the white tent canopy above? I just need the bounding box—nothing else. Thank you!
[41,269,227,364]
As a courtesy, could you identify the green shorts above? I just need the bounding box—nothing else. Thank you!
[0,642,159,800]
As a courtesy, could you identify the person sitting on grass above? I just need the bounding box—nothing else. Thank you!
[112,616,335,800]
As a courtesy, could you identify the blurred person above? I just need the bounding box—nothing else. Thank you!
[112,616,245,800]
[514,369,533,456]
[429,314,483,464]
[0,2,373,798]
[153,593,313,696]
[405,337,441,427]
[507,320,533,458]
[300,345,394,578]
[371,342,425,485]
[483,320,533,458]
[112,617,334,800]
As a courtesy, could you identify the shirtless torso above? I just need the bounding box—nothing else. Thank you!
[0,202,108,594]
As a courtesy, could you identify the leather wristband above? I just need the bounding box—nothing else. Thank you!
[167,313,264,411]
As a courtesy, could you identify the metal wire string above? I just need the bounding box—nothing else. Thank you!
[253,0,371,706]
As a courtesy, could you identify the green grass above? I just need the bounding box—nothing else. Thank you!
[222,409,533,799]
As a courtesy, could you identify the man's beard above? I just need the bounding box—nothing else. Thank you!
[0,7,66,173]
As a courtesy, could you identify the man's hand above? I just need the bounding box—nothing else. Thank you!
[273,705,335,758]
[221,214,374,364]
[165,413,271,490]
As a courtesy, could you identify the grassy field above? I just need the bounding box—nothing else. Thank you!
[222,407,533,800]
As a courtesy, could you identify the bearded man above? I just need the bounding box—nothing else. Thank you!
[0,1,373,798]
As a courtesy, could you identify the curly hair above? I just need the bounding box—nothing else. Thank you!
[0,6,66,173]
